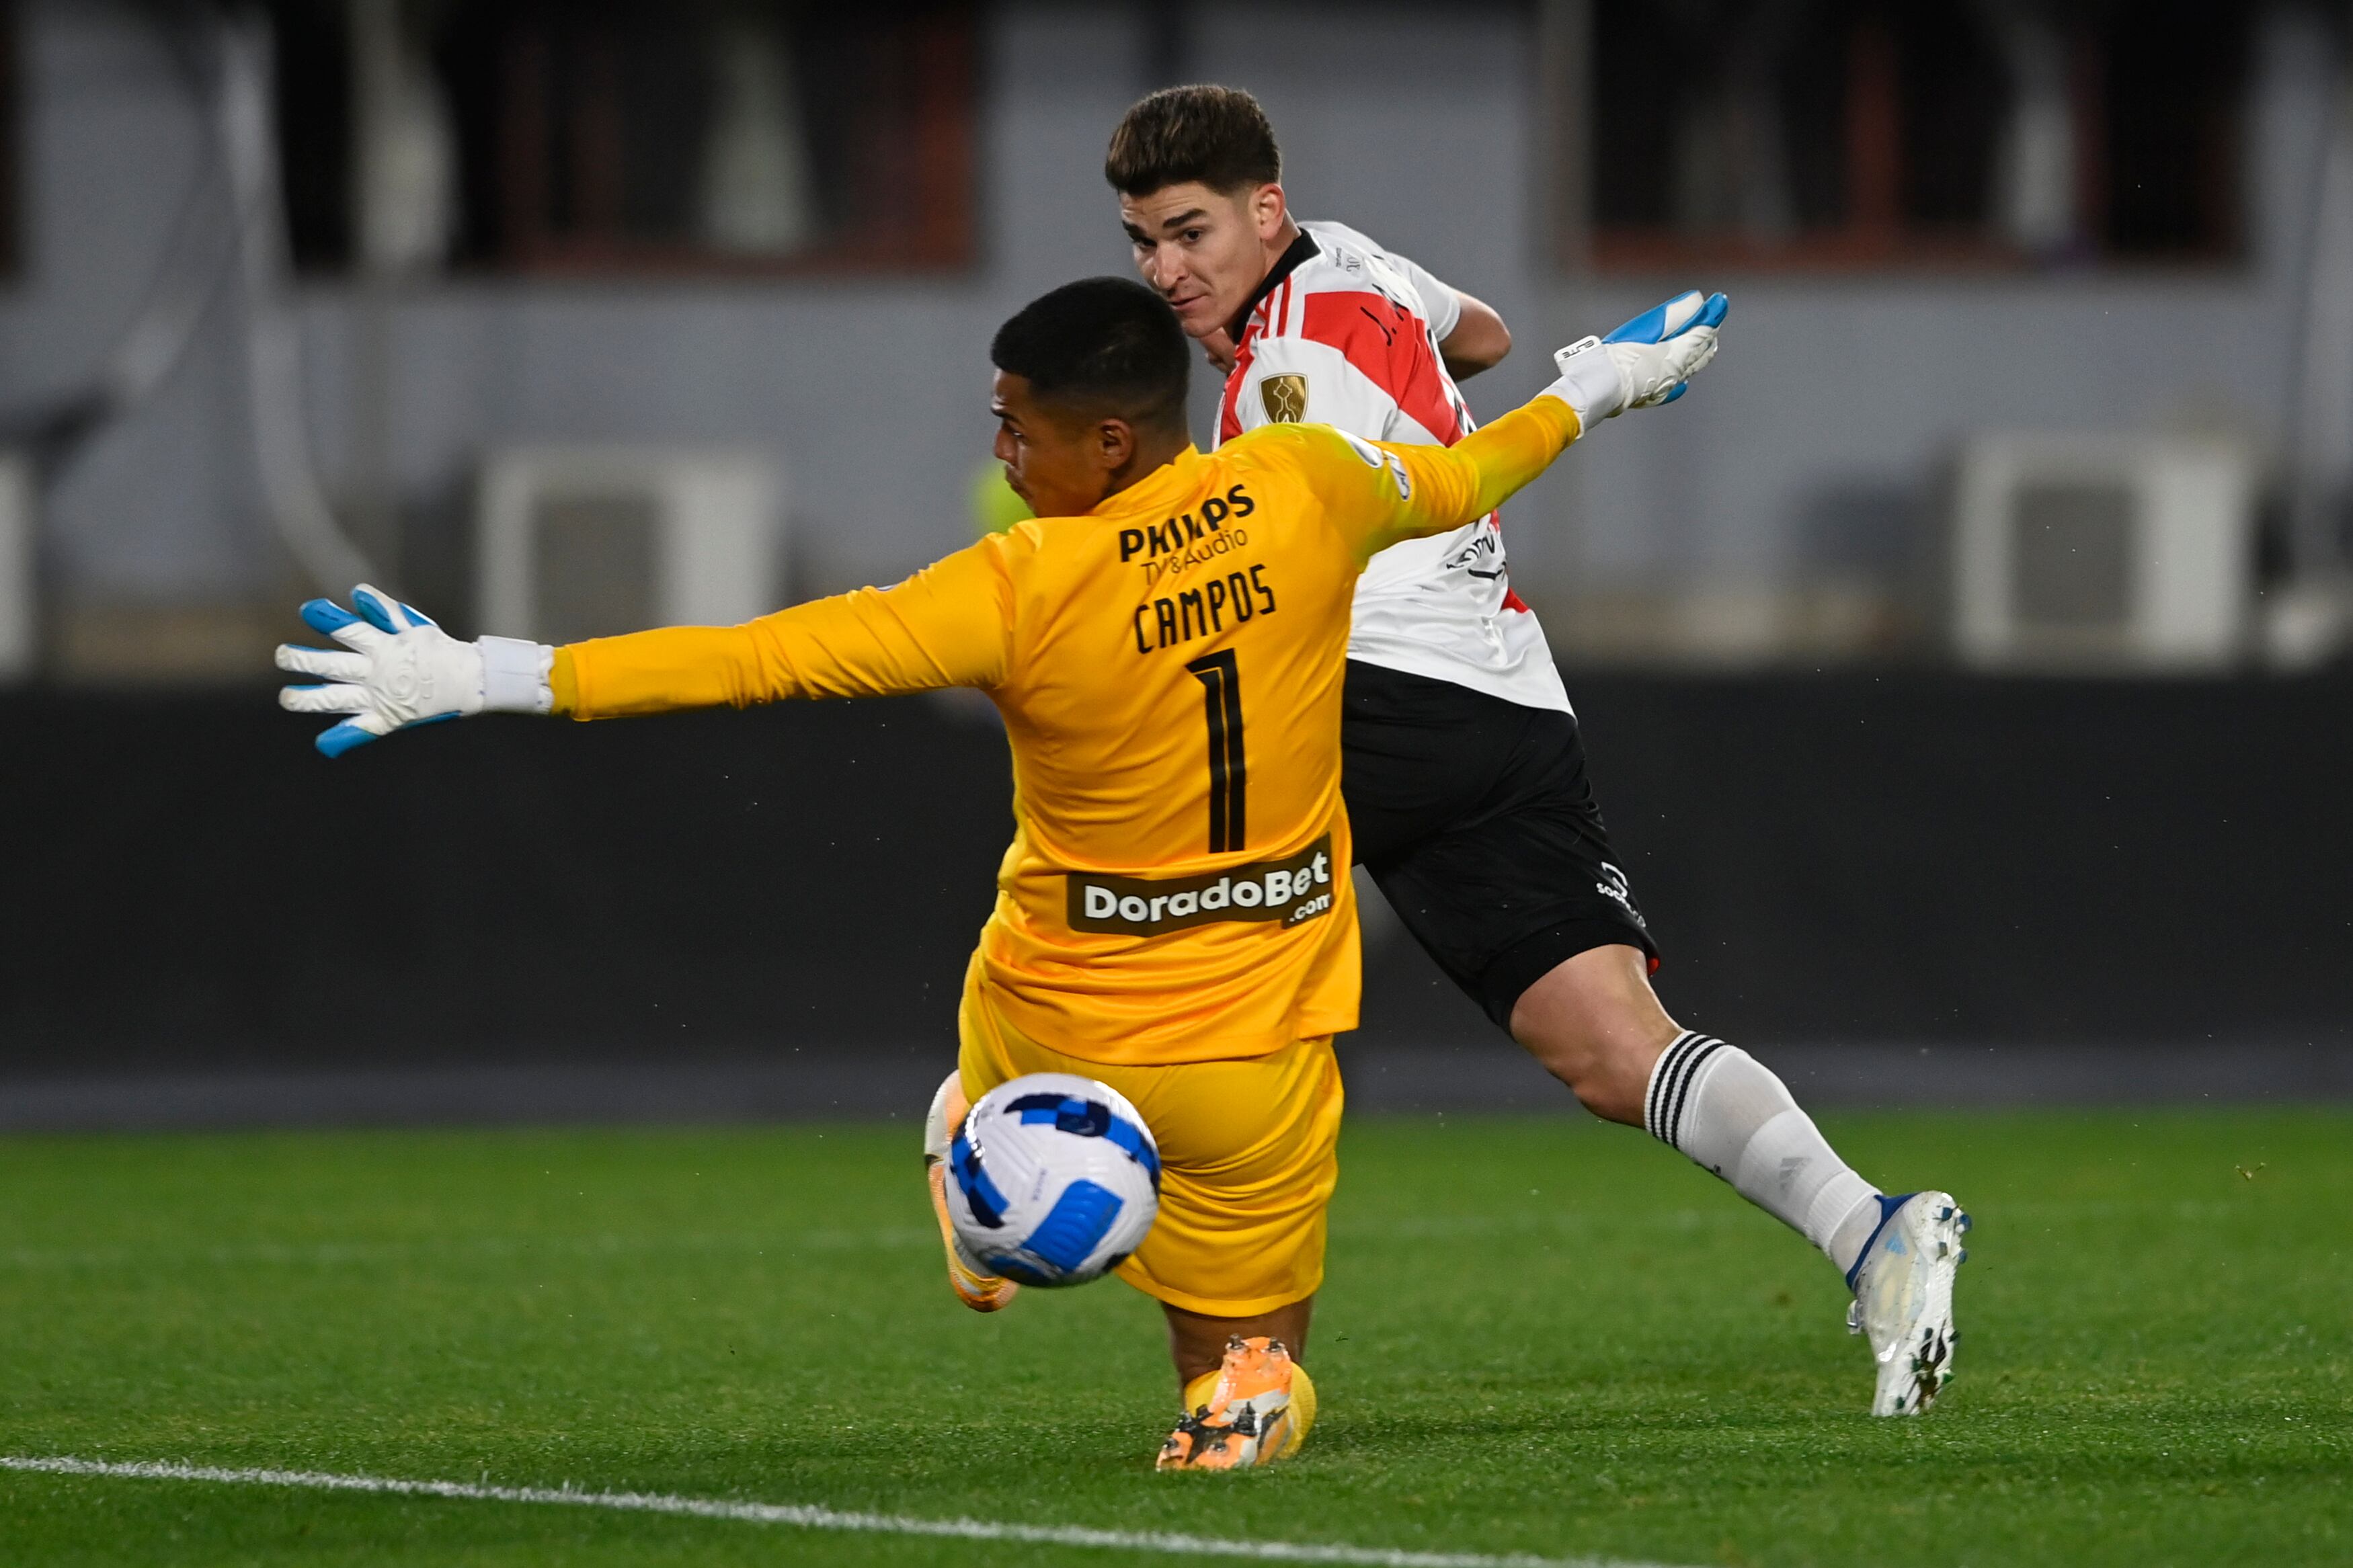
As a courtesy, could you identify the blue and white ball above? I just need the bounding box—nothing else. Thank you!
[944,1073,1160,1287]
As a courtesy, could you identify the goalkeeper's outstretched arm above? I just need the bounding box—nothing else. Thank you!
[276,540,1016,755]
[277,290,1724,757]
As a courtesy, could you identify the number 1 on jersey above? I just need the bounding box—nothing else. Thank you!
[1186,650,1246,853]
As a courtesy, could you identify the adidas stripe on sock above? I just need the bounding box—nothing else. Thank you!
[1645,1030,1883,1278]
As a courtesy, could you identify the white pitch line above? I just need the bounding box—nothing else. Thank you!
[0,1455,1693,1568]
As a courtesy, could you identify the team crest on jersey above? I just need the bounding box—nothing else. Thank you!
[1260,373,1309,423]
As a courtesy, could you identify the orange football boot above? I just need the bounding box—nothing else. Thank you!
[1156,1335,1317,1471]
[923,1070,1019,1313]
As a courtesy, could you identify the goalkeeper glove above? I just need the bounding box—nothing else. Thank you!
[276,584,553,757]
[1546,290,1729,426]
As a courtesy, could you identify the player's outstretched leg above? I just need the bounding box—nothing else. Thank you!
[1641,1031,1968,1415]
[921,1069,1019,1313]
[1157,1336,1318,1471]
[1511,950,1966,1414]
[1844,1190,1970,1415]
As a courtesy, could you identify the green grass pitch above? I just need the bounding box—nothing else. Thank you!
[0,1106,2345,1566]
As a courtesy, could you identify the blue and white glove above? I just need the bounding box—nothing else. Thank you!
[1546,290,1730,427]
[276,584,553,757]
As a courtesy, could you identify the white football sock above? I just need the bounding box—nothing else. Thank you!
[1644,1032,1882,1280]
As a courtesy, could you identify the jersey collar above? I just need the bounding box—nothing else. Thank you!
[1092,446,1205,518]
[1226,228,1320,344]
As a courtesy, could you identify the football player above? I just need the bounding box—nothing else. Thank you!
[1105,85,1964,1419]
[278,275,1722,1468]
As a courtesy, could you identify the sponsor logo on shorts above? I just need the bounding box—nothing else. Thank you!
[1595,861,1647,928]
[1068,836,1336,936]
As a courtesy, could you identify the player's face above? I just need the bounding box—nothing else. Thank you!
[1121,181,1287,341]
[991,370,1135,518]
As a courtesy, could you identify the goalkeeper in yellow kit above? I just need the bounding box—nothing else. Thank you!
[276,276,1722,1470]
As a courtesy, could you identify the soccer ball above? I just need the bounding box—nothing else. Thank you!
[943,1072,1161,1288]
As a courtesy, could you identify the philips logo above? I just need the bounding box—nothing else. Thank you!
[1068,837,1336,936]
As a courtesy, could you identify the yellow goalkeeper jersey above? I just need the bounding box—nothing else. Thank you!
[553,396,1583,1065]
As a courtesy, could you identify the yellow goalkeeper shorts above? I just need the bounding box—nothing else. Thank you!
[957,975,1343,1318]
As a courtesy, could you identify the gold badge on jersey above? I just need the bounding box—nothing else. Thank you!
[1260,374,1309,423]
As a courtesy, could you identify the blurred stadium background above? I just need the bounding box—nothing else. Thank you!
[1,0,2348,1128]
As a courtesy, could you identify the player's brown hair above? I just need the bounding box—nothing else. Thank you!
[1105,85,1282,198]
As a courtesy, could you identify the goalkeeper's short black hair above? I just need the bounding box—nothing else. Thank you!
[991,278,1190,434]
[1105,85,1281,197]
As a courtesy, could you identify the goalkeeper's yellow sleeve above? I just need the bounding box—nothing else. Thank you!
[1242,394,1582,567]
[1385,395,1583,549]
[550,534,1015,718]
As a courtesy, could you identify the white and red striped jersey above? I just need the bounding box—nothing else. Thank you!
[1216,219,1569,714]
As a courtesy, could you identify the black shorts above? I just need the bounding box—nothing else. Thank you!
[1342,660,1658,1030]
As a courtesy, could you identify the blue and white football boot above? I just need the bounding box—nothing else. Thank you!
[1845,1190,1970,1415]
